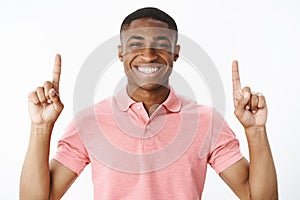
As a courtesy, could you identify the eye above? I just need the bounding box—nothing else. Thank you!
[129,42,143,48]
[153,43,171,50]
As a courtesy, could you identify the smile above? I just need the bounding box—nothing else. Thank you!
[133,63,165,77]
[136,66,160,74]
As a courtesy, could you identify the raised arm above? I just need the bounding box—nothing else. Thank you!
[20,54,77,200]
[220,60,278,199]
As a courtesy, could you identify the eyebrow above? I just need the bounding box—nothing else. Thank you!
[126,35,172,43]
[154,36,171,41]
[127,35,145,42]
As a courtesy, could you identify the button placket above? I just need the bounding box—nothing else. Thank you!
[134,103,146,152]
[133,103,157,152]
[141,125,148,153]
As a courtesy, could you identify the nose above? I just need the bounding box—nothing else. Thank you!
[140,47,158,62]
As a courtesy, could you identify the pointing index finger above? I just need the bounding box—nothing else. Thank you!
[232,60,241,93]
[52,54,61,92]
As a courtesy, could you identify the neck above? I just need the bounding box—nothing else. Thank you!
[127,85,170,116]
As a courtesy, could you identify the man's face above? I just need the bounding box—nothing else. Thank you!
[118,18,180,92]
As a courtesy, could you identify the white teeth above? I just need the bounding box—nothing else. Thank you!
[137,67,159,74]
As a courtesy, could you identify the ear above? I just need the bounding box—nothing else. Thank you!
[118,45,123,62]
[173,45,180,62]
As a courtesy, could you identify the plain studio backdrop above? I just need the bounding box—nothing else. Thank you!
[1,0,299,199]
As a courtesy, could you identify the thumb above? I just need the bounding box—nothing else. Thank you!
[49,88,64,113]
[234,90,250,118]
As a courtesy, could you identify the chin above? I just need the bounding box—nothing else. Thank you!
[140,83,164,91]
[127,75,170,92]
[139,83,167,91]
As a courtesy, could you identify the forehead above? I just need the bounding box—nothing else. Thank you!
[121,18,177,42]
[128,18,169,29]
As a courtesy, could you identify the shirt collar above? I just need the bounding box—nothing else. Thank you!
[113,86,182,112]
[161,87,181,112]
[113,87,135,111]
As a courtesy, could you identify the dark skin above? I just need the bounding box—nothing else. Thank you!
[118,18,278,199]
[20,17,277,200]
[118,18,180,115]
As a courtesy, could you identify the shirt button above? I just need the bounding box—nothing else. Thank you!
[136,105,141,110]
[146,125,150,129]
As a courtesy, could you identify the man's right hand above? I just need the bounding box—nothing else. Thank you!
[28,54,64,125]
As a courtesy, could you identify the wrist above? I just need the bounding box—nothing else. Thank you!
[31,123,54,135]
[245,125,266,134]
[244,126,267,142]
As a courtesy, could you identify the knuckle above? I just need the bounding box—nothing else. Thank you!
[243,86,251,92]
[234,110,238,116]
[28,93,34,100]
[251,96,257,103]
[260,95,266,101]
[36,86,43,92]
[40,97,47,103]
[28,91,35,97]
[44,81,51,87]
[234,109,242,117]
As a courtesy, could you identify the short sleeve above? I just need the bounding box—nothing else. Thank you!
[208,115,243,174]
[53,120,90,175]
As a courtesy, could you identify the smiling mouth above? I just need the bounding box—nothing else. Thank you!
[134,64,164,76]
[136,66,160,74]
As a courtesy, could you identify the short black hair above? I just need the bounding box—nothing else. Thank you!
[120,7,178,32]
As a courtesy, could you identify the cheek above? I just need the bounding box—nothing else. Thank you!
[123,52,140,65]
[163,53,174,65]
[122,55,135,72]
[122,53,132,64]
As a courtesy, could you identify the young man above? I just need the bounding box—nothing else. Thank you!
[20,7,278,200]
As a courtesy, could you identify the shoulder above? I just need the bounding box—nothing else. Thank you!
[72,97,113,132]
[176,93,215,116]
[75,97,112,118]
[175,93,229,134]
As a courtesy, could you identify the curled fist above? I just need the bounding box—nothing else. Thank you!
[232,60,267,129]
[28,54,64,125]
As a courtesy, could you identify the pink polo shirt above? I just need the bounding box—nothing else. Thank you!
[54,87,243,199]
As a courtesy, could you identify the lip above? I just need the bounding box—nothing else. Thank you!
[133,63,165,77]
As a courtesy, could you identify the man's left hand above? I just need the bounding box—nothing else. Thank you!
[232,60,267,130]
